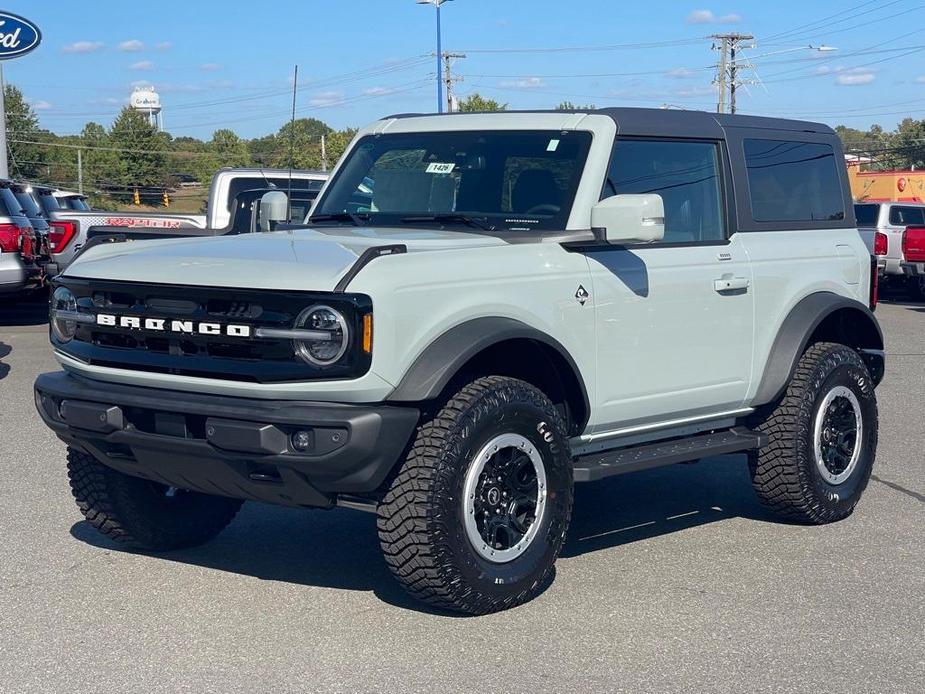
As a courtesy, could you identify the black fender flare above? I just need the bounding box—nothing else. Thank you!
[387,316,590,424]
[753,292,884,406]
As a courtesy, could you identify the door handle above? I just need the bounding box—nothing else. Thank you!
[713,276,750,293]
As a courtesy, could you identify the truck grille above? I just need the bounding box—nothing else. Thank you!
[53,278,372,382]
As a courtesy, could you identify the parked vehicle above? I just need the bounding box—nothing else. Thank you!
[0,184,42,296]
[50,168,328,270]
[35,109,883,615]
[9,182,52,265]
[51,190,91,211]
[899,225,925,299]
[854,201,925,287]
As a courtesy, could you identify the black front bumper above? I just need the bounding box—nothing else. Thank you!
[35,372,420,509]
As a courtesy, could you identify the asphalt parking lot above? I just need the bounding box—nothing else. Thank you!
[1,295,923,694]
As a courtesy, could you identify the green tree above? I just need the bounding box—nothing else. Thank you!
[4,83,49,179]
[891,118,925,170]
[107,107,168,189]
[457,93,507,112]
[324,128,358,168]
[555,101,596,111]
[80,121,122,198]
[273,118,333,168]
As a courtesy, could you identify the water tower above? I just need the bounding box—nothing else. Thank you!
[130,85,162,130]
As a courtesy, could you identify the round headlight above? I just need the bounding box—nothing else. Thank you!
[293,305,349,366]
[50,287,78,342]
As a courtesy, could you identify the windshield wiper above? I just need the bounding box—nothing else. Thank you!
[308,212,369,226]
[400,214,495,231]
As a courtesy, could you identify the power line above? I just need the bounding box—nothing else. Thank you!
[758,0,906,43]
[458,37,706,54]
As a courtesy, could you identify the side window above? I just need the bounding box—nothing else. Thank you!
[889,206,925,226]
[605,139,725,242]
[744,139,844,224]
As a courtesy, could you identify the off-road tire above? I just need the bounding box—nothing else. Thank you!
[377,376,574,615]
[750,342,878,524]
[67,447,243,551]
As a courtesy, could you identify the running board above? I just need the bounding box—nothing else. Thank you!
[572,427,766,482]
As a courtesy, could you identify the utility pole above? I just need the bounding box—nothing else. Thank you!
[76,148,83,195]
[442,51,465,112]
[0,64,8,179]
[320,134,328,172]
[711,33,754,114]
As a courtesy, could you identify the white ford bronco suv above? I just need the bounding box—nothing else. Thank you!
[35,109,884,614]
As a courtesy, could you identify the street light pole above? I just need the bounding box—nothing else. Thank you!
[435,1,443,113]
[418,0,453,114]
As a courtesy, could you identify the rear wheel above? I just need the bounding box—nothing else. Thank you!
[377,376,574,614]
[750,342,878,524]
[67,447,243,551]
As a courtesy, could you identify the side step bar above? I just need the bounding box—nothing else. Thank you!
[572,427,766,483]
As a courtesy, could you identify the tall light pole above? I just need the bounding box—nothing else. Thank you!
[417,0,453,113]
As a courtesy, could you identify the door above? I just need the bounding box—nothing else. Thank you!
[586,138,755,432]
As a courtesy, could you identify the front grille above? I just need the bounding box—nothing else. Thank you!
[54,278,372,383]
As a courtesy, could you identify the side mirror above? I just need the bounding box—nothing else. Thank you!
[258,190,289,232]
[591,193,665,245]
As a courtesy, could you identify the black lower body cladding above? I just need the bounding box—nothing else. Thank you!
[34,371,420,508]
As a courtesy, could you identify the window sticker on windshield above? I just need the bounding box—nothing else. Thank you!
[425,162,456,174]
[547,139,560,152]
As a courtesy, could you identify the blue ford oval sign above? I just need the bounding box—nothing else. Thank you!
[0,12,41,60]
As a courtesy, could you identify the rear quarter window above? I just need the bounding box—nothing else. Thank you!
[889,206,925,226]
[853,204,880,227]
[744,139,845,224]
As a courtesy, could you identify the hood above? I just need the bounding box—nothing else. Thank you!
[63,226,509,292]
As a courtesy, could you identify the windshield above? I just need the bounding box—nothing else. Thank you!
[854,203,880,227]
[313,130,593,231]
[62,196,91,211]
[14,190,42,217]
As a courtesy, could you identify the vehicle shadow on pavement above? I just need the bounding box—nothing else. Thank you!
[69,455,769,614]
[561,454,776,558]
[69,503,513,617]
[0,342,9,379]
[0,294,49,327]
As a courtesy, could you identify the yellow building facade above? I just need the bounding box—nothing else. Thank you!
[848,164,925,202]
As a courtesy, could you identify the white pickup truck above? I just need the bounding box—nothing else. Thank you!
[48,168,327,270]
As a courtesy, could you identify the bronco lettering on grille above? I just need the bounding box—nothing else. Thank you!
[95,313,252,338]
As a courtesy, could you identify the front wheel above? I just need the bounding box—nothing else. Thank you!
[377,376,574,614]
[67,448,243,551]
[750,342,878,524]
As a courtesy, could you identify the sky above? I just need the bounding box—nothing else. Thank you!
[3,0,924,141]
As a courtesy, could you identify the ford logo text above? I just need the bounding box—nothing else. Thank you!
[0,12,41,60]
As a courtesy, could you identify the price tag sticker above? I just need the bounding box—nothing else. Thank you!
[425,162,456,174]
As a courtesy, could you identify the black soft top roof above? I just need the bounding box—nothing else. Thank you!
[385,107,835,138]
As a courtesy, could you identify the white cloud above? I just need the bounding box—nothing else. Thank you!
[62,41,103,54]
[200,63,222,71]
[26,98,51,110]
[687,9,741,24]
[130,60,155,71]
[363,86,394,96]
[666,67,696,79]
[309,91,344,107]
[499,76,546,89]
[836,69,876,86]
[155,41,172,50]
[118,39,144,52]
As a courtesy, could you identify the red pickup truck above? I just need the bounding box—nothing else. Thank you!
[900,226,925,299]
